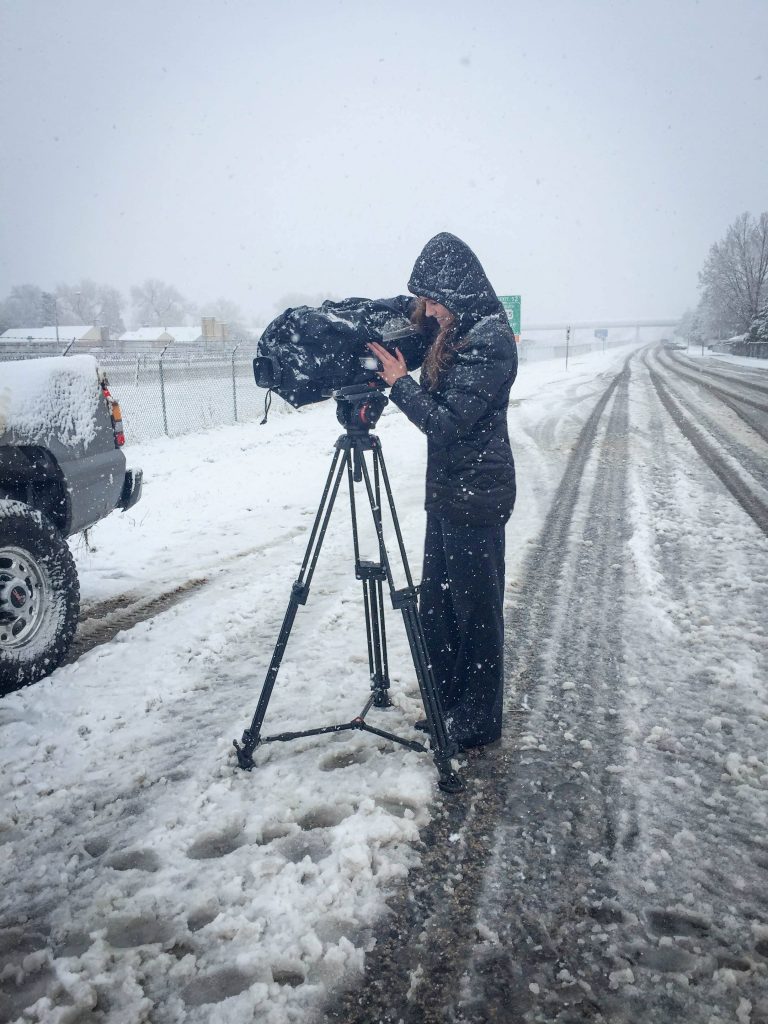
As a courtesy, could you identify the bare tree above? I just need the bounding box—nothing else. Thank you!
[130,279,190,328]
[699,212,768,335]
[0,283,48,333]
[56,279,125,338]
[199,297,251,338]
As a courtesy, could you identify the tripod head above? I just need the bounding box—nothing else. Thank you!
[332,383,388,434]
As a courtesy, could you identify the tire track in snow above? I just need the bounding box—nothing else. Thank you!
[64,576,209,664]
[324,355,635,1024]
[65,525,310,666]
[598,359,768,1023]
[454,357,634,1023]
[657,347,768,444]
[667,349,768,399]
[645,353,768,537]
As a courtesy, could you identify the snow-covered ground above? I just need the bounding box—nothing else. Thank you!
[1,342,766,1023]
[686,348,768,370]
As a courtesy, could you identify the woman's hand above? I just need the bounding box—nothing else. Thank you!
[367,342,408,387]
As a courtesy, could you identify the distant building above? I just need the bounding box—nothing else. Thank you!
[1,325,105,344]
[118,326,203,344]
[118,320,232,344]
[200,317,229,342]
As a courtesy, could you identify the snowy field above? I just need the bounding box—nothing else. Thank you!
[1,342,766,1023]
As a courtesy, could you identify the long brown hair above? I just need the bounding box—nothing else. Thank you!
[410,298,458,390]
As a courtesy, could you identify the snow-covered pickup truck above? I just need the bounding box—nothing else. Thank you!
[0,356,142,692]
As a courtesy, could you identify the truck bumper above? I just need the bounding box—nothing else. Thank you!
[118,468,143,511]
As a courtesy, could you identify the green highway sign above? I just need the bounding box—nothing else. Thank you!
[499,295,521,337]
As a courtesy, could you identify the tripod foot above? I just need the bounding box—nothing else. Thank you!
[436,761,465,794]
[233,733,258,771]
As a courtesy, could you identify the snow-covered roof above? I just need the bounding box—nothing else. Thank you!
[1,325,95,341]
[118,327,202,342]
[118,328,171,342]
[167,327,202,343]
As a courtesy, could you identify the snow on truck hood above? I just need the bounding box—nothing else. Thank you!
[0,354,100,448]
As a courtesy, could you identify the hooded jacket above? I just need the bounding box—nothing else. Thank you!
[388,233,517,526]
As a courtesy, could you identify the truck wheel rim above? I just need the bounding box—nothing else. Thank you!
[0,546,49,650]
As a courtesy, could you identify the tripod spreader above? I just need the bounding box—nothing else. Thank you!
[234,419,464,795]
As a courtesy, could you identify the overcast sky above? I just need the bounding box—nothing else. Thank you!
[1,0,766,324]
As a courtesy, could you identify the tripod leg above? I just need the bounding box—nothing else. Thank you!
[347,440,392,709]
[234,447,350,770]
[365,574,392,708]
[357,442,464,793]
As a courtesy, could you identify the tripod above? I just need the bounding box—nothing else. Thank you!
[234,386,464,794]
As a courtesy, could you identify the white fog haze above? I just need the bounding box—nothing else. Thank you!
[1,0,766,323]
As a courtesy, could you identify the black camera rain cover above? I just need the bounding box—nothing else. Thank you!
[256,297,422,408]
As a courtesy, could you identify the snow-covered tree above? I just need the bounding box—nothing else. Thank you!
[698,212,768,335]
[130,279,190,328]
[675,308,705,348]
[746,303,768,345]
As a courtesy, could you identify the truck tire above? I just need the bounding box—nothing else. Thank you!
[0,499,80,694]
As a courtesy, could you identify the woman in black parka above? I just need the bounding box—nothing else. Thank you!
[369,233,517,752]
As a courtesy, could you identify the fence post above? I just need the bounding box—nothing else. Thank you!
[232,342,242,422]
[159,343,170,436]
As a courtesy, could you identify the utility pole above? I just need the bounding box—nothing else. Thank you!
[42,292,60,344]
[565,325,571,370]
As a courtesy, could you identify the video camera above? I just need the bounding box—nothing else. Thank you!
[253,297,426,410]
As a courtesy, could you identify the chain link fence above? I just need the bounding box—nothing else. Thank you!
[0,338,288,442]
[2,321,680,442]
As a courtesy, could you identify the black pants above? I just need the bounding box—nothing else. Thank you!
[419,514,506,749]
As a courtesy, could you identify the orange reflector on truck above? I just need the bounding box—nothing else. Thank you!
[99,376,126,447]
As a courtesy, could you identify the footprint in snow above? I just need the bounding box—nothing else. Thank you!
[375,797,418,818]
[0,966,57,1022]
[106,849,161,872]
[187,906,219,933]
[106,916,174,948]
[182,967,255,1007]
[186,830,245,860]
[186,822,293,860]
[276,832,330,865]
[272,968,305,987]
[297,806,350,830]
[320,748,371,771]
[631,944,699,973]
[83,836,110,858]
[54,931,92,957]
[646,907,711,938]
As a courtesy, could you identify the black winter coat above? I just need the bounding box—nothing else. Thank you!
[387,233,517,527]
